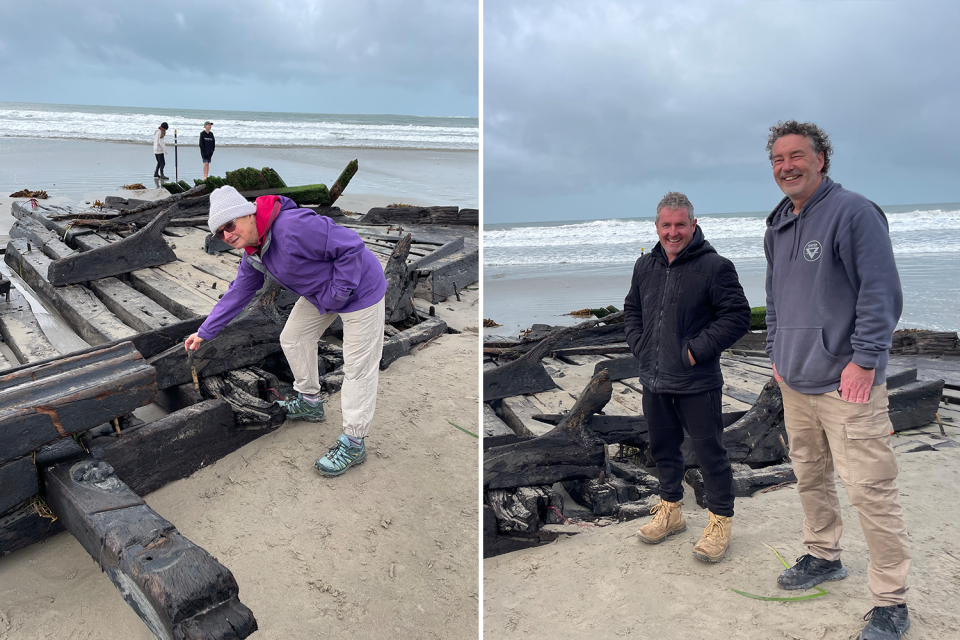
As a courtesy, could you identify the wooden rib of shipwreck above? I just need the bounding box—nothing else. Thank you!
[47,204,179,286]
[44,456,257,640]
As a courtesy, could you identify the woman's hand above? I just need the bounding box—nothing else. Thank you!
[185,333,204,351]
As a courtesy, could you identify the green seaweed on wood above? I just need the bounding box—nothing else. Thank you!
[750,306,766,330]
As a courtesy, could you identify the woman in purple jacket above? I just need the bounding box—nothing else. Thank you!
[185,186,388,477]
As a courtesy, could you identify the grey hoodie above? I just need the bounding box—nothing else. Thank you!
[764,176,902,394]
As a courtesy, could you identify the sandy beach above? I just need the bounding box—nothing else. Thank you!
[483,441,960,639]
[0,291,481,640]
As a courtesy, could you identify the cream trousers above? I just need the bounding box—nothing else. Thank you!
[780,381,910,606]
[280,296,385,439]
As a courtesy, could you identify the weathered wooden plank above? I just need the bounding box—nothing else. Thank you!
[90,400,274,496]
[43,456,257,640]
[128,267,215,319]
[0,502,64,557]
[483,403,514,438]
[0,455,38,517]
[147,286,285,390]
[0,341,157,465]
[4,238,138,345]
[380,317,448,370]
[407,236,464,271]
[483,337,560,402]
[156,260,229,302]
[484,370,611,490]
[9,215,74,260]
[414,247,479,301]
[47,205,179,286]
[89,277,181,333]
[0,285,60,364]
[890,379,946,432]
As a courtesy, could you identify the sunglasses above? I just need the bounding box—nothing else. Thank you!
[215,219,237,240]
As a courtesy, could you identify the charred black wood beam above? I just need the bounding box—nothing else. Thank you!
[48,205,179,286]
[484,369,611,489]
[0,341,157,465]
[43,456,257,640]
[383,233,415,323]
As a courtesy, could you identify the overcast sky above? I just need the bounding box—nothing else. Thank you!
[0,0,478,117]
[484,0,960,223]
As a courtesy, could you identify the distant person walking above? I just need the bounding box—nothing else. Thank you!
[200,121,215,179]
[153,122,169,180]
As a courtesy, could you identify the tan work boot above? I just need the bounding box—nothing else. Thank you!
[637,499,686,544]
[692,511,732,563]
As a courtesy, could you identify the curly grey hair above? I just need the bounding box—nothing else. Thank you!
[655,191,694,223]
[766,120,833,176]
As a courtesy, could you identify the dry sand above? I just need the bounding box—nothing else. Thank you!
[483,444,960,639]
[0,292,481,640]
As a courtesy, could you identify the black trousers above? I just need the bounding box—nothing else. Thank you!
[642,388,734,517]
[155,153,166,175]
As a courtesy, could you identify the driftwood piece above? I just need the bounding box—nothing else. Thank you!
[48,205,178,286]
[486,486,564,534]
[891,330,960,356]
[685,463,798,509]
[5,238,138,344]
[43,456,257,640]
[380,317,448,370]
[90,400,272,496]
[383,233,415,323]
[511,317,626,355]
[889,379,946,432]
[0,285,60,364]
[10,214,74,260]
[721,378,787,464]
[328,159,358,205]
[593,355,640,381]
[483,404,514,438]
[484,369,611,489]
[117,183,207,216]
[199,371,286,427]
[147,285,285,390]
[0,341,157,465]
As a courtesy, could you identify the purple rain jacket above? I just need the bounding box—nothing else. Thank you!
[197,195,387,340]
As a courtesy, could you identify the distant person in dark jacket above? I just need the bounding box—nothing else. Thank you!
[764,121,910,640]
[623,191,750,563]
[153,122,169,180]
[200,121,215,179]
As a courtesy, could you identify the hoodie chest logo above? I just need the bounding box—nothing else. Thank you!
[803,240,823,262]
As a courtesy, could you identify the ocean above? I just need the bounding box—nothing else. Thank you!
[483,204,960,336]
[0,102,478,205]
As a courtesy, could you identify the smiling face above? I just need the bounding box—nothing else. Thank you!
[656,207,696,263]
[218,213,259,248]
[771,133,824,212]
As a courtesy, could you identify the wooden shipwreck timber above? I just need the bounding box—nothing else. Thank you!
[0,168,478,639]
[482,316,959,558]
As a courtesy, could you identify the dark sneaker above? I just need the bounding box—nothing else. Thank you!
[858,605,911,640]
[278,393,325,422]
[315,434,367,477]
[778,554,848,590]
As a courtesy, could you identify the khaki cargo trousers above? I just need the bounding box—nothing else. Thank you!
[280,296,385,439]
[779,381,910,606]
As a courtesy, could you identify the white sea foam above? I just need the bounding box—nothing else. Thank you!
[0,107,478,150]
[484,209,960,266]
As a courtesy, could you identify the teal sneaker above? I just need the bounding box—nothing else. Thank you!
[315,434,367,477]
[278,393,325,422]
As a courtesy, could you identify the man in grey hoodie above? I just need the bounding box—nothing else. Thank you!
[764,120,910,640]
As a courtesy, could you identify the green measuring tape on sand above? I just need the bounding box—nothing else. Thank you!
[731,545,829,602]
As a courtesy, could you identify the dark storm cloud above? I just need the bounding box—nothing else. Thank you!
[0,0,478,115]
[484,0,960,222]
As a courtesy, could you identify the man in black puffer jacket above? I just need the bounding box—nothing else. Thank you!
[623,191,750,563]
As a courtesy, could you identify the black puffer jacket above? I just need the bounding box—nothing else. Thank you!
[623,226,750,394]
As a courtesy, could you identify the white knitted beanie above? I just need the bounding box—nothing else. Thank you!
[208,185,256,233]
